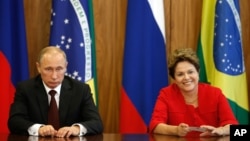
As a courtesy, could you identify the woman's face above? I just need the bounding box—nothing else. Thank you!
[174,61,199,93]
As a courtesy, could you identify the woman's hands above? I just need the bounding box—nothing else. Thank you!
[176,123,190,136]
[153,123,230,137]
[176,123,230,137]
[199,124,230,137]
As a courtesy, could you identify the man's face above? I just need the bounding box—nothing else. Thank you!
[36,52,67,89]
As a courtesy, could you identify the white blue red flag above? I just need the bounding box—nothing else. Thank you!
[120,0,168,133]
[0,0,29,133]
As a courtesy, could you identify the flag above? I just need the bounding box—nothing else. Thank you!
[197,0,249,124]
[49,0,98,105]
[120,0,168,133]
[0,0,29,133]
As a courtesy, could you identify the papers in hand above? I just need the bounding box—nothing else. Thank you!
[189,126,206,132]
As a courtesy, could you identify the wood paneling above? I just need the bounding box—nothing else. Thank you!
[93,0,126,133]
[24,0,250,133]
[24,0,51,77]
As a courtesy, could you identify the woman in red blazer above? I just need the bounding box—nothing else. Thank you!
[149,48,238,137]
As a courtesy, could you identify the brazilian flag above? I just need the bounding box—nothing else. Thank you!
[197,0,249,124]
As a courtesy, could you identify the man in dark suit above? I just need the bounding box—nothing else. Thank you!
[8,46,103,137]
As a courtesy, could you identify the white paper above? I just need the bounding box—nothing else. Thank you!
[189,126,206,132]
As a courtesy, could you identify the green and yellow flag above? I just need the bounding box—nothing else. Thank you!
[49,0,98,105]
[197,0,249,124]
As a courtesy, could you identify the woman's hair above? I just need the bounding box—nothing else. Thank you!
[168,48,200,79]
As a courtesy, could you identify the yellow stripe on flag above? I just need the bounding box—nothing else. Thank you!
[200,0,249,123]
[86,78,97,105]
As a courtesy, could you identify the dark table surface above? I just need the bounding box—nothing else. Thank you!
[1,133,230,141]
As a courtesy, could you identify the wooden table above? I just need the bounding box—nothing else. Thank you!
[1,133,230,141]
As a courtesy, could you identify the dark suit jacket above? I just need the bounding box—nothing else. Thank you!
[8,75,103,135]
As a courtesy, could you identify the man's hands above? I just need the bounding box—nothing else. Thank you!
[39,125,80,137]
[38,125,57,137]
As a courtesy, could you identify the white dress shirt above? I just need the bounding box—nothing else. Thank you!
[28,82,87,136]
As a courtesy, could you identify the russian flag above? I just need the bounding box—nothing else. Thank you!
[120,0,168,133]
[0,0,29,133]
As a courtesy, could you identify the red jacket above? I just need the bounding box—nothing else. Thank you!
[149,83,238,136]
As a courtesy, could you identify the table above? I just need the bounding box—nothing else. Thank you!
[1,133,230,141]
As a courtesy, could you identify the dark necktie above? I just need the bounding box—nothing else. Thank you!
[48,90,60,130]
